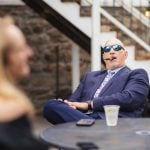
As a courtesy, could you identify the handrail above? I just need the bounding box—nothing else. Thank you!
[118,0,150,28]
[84,0,150,28]
[100,8,150,51]
[84,0,150,52]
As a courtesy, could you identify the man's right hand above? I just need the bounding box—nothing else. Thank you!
[64,100,88,110]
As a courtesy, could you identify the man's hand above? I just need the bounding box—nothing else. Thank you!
[64,100,88,110]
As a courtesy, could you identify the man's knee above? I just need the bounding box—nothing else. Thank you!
[43,99,67,117]
[43,99,69,124]
[43,99,57,118]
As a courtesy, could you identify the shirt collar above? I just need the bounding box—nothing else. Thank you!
[107,66,125,75]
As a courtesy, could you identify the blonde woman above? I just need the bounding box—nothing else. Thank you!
[0,17,48,150]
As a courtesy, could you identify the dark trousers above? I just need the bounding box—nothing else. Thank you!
[43,100,100,124]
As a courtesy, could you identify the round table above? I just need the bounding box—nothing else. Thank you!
[41,118,150,150]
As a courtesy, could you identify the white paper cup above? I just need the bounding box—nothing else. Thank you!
[104,105,120,126]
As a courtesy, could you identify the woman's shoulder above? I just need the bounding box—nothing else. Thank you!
[0,114,49,150]
[0,115,30,131]
[0,97,27,122]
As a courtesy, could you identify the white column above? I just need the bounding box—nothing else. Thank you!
[91,0,101,71]
[72,43,80,92]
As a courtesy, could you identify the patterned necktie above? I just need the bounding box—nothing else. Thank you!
[93,71,115,98]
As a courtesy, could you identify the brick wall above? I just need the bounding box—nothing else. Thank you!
[0,5,90,114]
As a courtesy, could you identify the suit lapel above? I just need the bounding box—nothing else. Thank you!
[90,71,107,99]
[100,78,113,95]
[99,67,130,95]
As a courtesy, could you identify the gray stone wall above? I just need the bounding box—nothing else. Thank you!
[0,5,90,114]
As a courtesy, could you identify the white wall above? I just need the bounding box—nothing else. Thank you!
[0,0,24,5]
[126,46,150,82]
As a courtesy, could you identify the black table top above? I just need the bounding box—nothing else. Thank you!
[41,118,150,150]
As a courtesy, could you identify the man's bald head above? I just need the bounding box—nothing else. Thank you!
[103,38,128,70]
[105,38,125,48]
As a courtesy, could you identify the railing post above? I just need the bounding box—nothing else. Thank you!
[91,0,101,71]
[72,43,80,92]
[56,46,60,98]
[130,0,133,30]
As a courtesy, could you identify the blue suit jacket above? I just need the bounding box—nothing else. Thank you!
[69,67,149,118]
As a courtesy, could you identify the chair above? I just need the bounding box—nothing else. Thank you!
[142,86,150,117]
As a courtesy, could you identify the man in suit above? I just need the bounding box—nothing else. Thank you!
[43,38,149,124]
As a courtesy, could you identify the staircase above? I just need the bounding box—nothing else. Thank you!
[22,0,90,52]
[22,0,150,79]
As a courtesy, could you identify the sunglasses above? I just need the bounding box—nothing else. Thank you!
[103,44,124,52]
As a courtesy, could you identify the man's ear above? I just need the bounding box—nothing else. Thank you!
[2,46,10,66]
[102,53,106,63]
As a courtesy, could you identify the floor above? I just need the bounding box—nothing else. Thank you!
[32,115,52,137]
[31,116,59,150]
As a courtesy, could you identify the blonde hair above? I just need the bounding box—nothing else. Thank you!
[0,16,34,118]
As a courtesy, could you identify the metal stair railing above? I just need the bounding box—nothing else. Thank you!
[114,0,150,45]
[100,8,150,51]
[84,0,150,52]
[117,0,150,28]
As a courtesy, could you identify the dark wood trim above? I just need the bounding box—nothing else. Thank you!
[22,0,90,53]
[61,0,81,4]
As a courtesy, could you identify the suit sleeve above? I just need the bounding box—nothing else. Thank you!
[93,69,149,111]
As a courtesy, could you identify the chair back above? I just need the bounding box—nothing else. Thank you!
[142,86,150,117]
